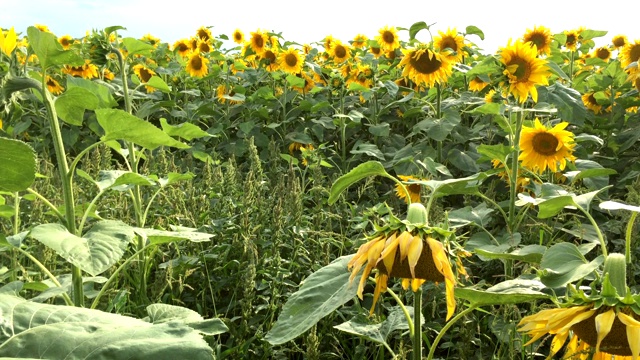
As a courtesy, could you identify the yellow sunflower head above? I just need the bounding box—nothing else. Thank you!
[232,29,244,44]
[331,40,351,63]
[399,45,453,88]
[593,46,612,62]
[469,76,489,92]
[563,28,584,51]
[249,30,269,56]
[323,34,335,51]
[278,47,303,74]
[351,34,368,49]
[45,76,64,95]
[58,35,73,50]
[133,64,157,92]
[185,51,209,78]
[195,26,212,42]
[376,25,400,52]
[621,40,640,71]
[261,47,279,72]
[395,175,423,204]
[582,92,603,114]
[197,40,212,53]
[0,27,17,56]
[434,28,466,62]
[499,39,550,103]
[141,33,161,48]
[102,68,115,81]
[522,25,553,56]
[612,34,628,49]
[518,118,576,174]
[491,159,531,191]
[173,39,191,58]
[35,24,50,33]
[291,71,315,94]
[347,203,457,320]
[216,84,243,105]
[370,44,383,58]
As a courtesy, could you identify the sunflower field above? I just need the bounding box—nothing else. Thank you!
[2,21,640,359]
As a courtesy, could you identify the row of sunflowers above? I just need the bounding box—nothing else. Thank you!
[2,20,640,359]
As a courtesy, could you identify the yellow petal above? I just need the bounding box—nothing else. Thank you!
[618,312,640,327]
[550,331,569,356]
[401,278,410,290]
[377,233,399,273]
[367,238,386,265]
[444,276,455,321]
[594,309,615,353]
[369,273,388,316]
[397,231,412,261]
[406,235,423,278]
[410,278,425,292]
[627,325,640,360]
[427,237,456,285]
[1,27,17,56]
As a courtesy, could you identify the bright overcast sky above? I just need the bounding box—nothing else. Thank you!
[2,0,639,53]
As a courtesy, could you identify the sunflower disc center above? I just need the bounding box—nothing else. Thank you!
[285,53,298,67]
[441,38,457,51]
[509,57,531,81]
[630,45,640,63]
[334,45,347,59]
[532,132,559,156]
[382,31,395,44]
[191,57,203,70]
[409,51,442,75]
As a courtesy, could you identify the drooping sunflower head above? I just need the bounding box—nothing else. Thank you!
[399,45,453,88]
[185,51,209,78]
[45,76,64,95]
[331,40,351,63]
[518,118,576,174]
[582,92,603,114]
[58,35,73,50]
[172,39,191,58]
[195,26,212,42]
[232,29,244,44]
[612,34,628,49]
[434,28,466,62]
[278,47,303,74]
[621,40,640,70]
[249,30,269,56]
[522,25,552,56]
[499,39,550,103]
[376,25,400,52]
[351,34,368,49]
[347,203,457,320]
[395,175,423,204]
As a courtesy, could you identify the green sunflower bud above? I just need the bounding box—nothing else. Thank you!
[406,202,428,226]
[602,253,627,297]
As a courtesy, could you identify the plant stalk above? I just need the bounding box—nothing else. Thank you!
[413,287,423,360]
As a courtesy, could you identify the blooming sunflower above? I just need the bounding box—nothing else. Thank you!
[582,92,603,114]
[499,40,550,103]
[35,24,50,33]
[173,39,191,58]
[351,34,368,49]
[45,76,64,95]
[102,68,115,81]
[261,48,279,72]
[197,40,212,53]
[376,25,400,52]
[323,35,336,52]
[216,84,243,105]
[469,76,489,92]
[185,51,209,78]
[141,33,161,47]
[434,28,466,62]
[0,26,17,56]
[133,64,156,92]
[620,40,640,71]
[232,29,244,44]
[63,60,99,79]
[395,175,422,204]
[593,46,612,62]
[331,40,351,63]
[347,203,457,320]
[369,45,383,58]
[58,34,73,50]
[249,30,269,56]
[564,28,583,51]
[612,35,628,49]
[291,71,315,94]
[195,26,212,42]
[518,118,576,174]
[399,46,453,88]
[521,25,553,56]
[278,47,303,74]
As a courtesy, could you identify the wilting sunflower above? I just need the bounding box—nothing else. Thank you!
[518,118,576,174]
[278,47,303,74]
[620,40,640,71]
[260,48,279,72]
[521,25,552,56]
[249,30,269,56]
[612,34,628,49]
[0,26,17,56]
[195,26,212,42]
[351,34,368,49]
[232,29,244,44]
[582,92,603,114]
[185,51,209,78]
[469,76,489,92]
[395,175,422,204]
[347,203,457,320]
[132,64,157,92]
[434,28,466,62]
[499,40,550,103]
[173,39,191,58]
[331,40,351,63]
[58,34,73,50]
[45,76,64,95]
[399,45,453,88]
[376,25,400,52]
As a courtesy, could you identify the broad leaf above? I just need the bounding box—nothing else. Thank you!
[328,161,392,204]
[409,21,429,40]
[66,76,118,108]
[160,118,211,141]
[29,220,135,276]
[334,306,420,345]
[27,27,83,69]
[134,227,213,245]
[145,303,228,336]
[146,75,171,93]
[54,87,99,126]
[539,242,604,288]
[95,170,156,192]
[122,37,155,57]
[455,279,550,305]
[417,172,487,198]
[264,255,361,345]
[96,108,189,150]
[0,138,36,192]
[0,294,213,359]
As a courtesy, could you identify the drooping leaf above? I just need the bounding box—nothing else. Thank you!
[160,118,211,141]
[144,303,228,336]
[409,21,429,40]
[465,25,485,40]
[29,220,135,276]
[417,172,487,198]
[95,170,156,192]
[537,83,587,126]
[145,75,171,93]
[350,142,385,160]
[455,279,550,306]
[334,306,420,346]
[264,255,361,345]
[0,138,36,192]
[157,172,195,188]
[328,161,393,204]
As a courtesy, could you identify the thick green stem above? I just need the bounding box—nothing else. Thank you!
[626,212,637,264]
[413,288,423,360]
[436,84,442,163]
[10,192,20,282]
[426,305,478,360]
[385,286,414,336]
[508,111,523,230]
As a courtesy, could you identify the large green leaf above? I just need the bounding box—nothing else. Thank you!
[27,27,83,69]
[539,242,604,288]
[334,306,420,346]
[328,161,393,204]
[29,220,134,276]
[413,108,461,141]
[93,170,157,192]
[144,303,228,336]
[134,226,213,245]
[96,109,189,150]
[0,294,213,359]
[66,76,118,108]
[537,83,587,126]
[160,118,211,141]
[264,255,360,345]
[122,37,155,57]
[54,87,99,126]
[0,138,36,192]
[417,172,487,198]
[455,279,550,306]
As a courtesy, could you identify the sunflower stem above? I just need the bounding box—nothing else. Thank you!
[385,287,414,337]
[575,203,608,258]
[412,287,423,360]
[508,111,523,230]
[436,84,442,163]
[426,304,478,360]
[625,212,637,264]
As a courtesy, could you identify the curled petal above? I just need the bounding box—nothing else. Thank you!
[406,235,423,278]
[377,233,399,273]
[594,309,615,353]
[370,273,388,315]
[397,231,412,261]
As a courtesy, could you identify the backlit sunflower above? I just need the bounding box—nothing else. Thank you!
[399,45,453,88]
[593,46,612,62]
[468,76,489,92]
[35,24,50,33]
[612,35,628,49]
[331,40,351,63]
[620,40,640,71]
[249,30,269,56]
[132,64,156,92]
[351,34,368,49]
[434,28,466,62]
[582,92,603,114]
[348,203,457,320]
[45,76,64,95]
[395,175,422,204]
[173,39,191,58]
[522,25,552,56]
[278,47,303,74]
[0,26,17,56]
[185,51,209,78]
[376,25,400,52]
[499,40,550,103]
[518,118,576,174]
[58,35,73,50]
[195,26,212,42]
[232,29,244,44]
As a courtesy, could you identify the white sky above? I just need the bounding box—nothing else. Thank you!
[2,0,639,53]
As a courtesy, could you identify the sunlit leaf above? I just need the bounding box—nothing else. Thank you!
[328,161,392,204]
[97,109,189,150]
[54,87,99,126]
[455,279,550,305]
[539,242,603,288]
[0,138,36,192]
[27,26,84,69]
[160,118,211,141]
